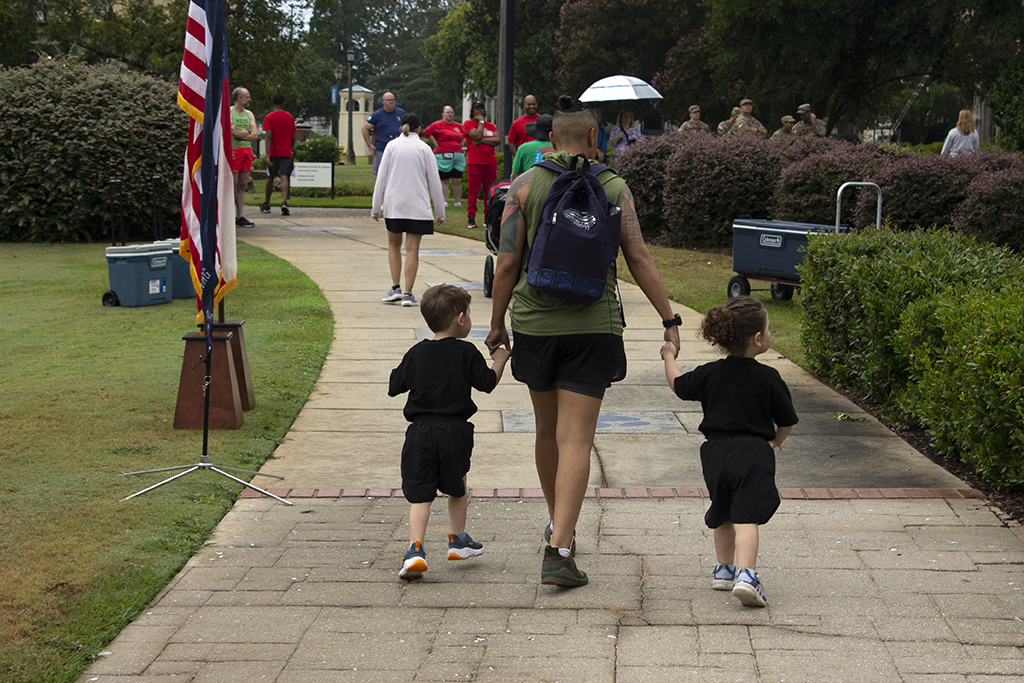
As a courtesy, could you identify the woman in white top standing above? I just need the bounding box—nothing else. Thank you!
[941,109,980,157]
[372,112,446,307]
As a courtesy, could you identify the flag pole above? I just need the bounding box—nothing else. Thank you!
[121,0,288,505]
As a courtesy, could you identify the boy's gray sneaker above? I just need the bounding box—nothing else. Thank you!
[401,292,417,307]
[447,533,484,560]
[382,285,402,303]
[399,541,427,580]
[541,545,588,587]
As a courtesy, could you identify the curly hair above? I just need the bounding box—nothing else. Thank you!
[699,296,767,356]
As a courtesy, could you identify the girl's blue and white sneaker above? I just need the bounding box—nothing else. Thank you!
[712,562,737,591]
[732,568,768,607]
[382,285,402,303]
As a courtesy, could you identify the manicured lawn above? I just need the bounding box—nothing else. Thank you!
[0,242,333,683]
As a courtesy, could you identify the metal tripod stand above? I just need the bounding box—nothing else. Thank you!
[121,318,292,506]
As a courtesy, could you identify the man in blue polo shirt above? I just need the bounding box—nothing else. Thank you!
[362,91,406,174]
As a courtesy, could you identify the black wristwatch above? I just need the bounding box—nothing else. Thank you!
[662,313,682,328]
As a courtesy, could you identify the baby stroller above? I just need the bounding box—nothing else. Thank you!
[482,179,511,298]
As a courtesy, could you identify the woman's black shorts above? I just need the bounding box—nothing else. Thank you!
[511,332,626,399]
[385,218,434,235]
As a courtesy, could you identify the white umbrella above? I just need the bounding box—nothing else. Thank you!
[579,75,663,103]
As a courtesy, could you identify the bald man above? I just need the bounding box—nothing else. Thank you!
[362,91,406,174]
[507,94,540,156]
[486,96,679,588]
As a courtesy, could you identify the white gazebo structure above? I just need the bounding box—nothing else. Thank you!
[338,84,374,158]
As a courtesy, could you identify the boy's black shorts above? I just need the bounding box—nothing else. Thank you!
[401,419,474,503]
[701,436,780,528]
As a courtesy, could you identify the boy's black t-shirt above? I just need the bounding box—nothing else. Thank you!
[672,356,798,440]
[389,337,498,422]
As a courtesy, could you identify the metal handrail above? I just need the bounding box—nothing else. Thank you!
[836,182,882,232]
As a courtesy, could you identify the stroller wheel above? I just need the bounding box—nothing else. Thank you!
[484,255,494,298]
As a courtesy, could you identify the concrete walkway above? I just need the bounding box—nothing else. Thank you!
[79,210,1024,682]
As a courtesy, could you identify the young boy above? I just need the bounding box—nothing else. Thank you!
[388,284,511,580]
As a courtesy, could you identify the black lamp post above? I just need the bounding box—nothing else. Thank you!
[333,65,343,148]
[346,50,356,166]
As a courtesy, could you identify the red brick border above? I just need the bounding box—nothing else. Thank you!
[237,487,986,501]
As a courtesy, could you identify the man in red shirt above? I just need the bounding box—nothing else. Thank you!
[462,100,498,228]
[506,94,539,156]
[260,94,297,216]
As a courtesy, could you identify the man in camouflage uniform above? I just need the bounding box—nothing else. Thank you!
[717,107,741,136]
[771,115,796,139]
[730,98,767,137]
[679,105,710,133]
[793,103,827,136]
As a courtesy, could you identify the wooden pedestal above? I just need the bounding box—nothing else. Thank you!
[212,319,255,411]
[173,331,243,430]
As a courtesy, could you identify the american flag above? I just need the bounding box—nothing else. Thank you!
[178,0,237,331]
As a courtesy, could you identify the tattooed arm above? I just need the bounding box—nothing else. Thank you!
[486,171,531,353]
[618,183,680,355]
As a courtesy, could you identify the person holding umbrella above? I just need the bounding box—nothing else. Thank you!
[372,113,446,308]
[610,110,643,159]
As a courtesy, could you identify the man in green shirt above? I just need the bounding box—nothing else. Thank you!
[486,96,680,588]
[230,87,258,227]
[680,105,710,133]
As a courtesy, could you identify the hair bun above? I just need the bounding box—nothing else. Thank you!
[557,95,574,110]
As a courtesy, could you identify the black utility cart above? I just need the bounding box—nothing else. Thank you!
[727,182,882,300]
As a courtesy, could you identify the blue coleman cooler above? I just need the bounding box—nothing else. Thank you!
[103,244,174,307]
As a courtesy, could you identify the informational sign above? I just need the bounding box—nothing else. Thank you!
[290,162,333,188]
[331,86,338,105]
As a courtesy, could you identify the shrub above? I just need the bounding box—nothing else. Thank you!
[293,135,340,163]
[854,152,1017,232]
[0,58,186,242]
[773,144,891,226]
[615,134,685,241]
[799,225,1020,403]
[659,134,781,249]
[896,286,1024,488]
[954,165,1024,252]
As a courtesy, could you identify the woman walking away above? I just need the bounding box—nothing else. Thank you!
[661,296,798,607]
[941,109,980,157]
[372,112,446,307]
[424,105,466,207]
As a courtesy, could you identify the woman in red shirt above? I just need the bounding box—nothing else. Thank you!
[424,106,466,208]
[461,100,498,228]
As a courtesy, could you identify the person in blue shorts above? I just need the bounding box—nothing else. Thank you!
[661,296,798,607]
[389,284,511,580]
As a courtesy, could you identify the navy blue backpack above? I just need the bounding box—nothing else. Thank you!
[526,154,622,303]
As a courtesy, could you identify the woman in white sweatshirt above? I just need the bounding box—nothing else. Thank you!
[940,109,980,157]
[372,112,446,307]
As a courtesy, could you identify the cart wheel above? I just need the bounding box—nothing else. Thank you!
[483,255,494,298]
[770,283,794,301]
[727,276,750,299]
[102,290,119,307]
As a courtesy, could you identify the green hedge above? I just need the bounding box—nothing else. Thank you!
[0,58,186,242]
[896,289,1024,486]
[800,226,1024,487]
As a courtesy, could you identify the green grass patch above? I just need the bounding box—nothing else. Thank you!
[0,241,333,683]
